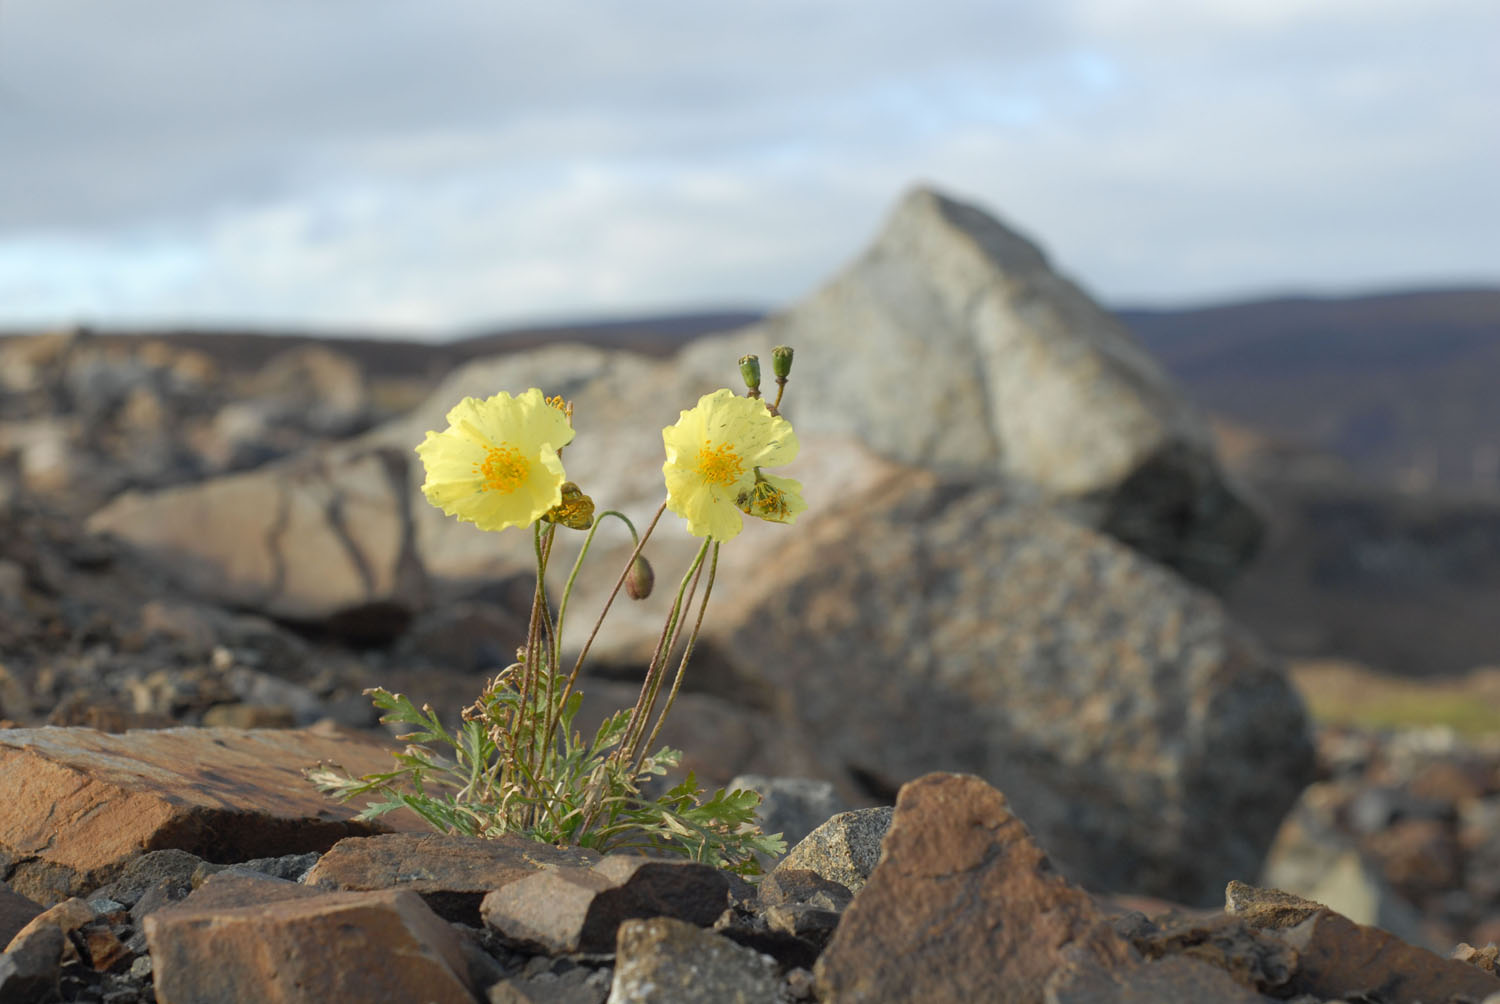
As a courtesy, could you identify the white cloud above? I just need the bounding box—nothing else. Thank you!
[0,0,1495,330]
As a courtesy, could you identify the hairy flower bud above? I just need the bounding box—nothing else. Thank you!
[625,555,655,600]
[738,354,761,395]
[771,345,794,380]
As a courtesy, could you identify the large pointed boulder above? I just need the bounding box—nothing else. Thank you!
[678,186,1261,586]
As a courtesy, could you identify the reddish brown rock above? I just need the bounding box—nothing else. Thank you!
[1117,910,1296,995]
[0,725,421,904]
[813,772,1136,1002]
[1276,909,1500,1004]
[175,870,324,912]
[77,921,130,973]
[1046,953,1275,1003]
[1362,817,1463,900]
[145,887,476,1004]
[304,831,599,925]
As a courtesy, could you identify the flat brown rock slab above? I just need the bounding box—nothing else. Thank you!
[1046,954,1277,1003]
[304,832,601,925]
[173,870,325,912]
[1114,909,1297,996]
[0,725,422,905]
[145,887,476,1004]
[482,854,732,955]
[1277,909,1500,1004]
[814,772,1136,1003]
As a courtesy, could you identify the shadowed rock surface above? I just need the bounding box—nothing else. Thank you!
[716,473,1312,904]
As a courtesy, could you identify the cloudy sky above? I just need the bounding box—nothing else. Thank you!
[1,1,1496,335]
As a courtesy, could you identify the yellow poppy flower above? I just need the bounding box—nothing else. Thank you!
[662,389,799,540]
[415,388,574,532]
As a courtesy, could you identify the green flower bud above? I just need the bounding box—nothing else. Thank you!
[771,345,794,380]
[625,555,655,600]
[738,354,761,394]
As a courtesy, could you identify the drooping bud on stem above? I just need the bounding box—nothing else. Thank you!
[625,555,655,600]
[738,354,762,398]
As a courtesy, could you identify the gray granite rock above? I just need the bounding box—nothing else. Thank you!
[677,186,1262,587]
[482,855,731,955]
[608,917,779,1004]
[0,923,63,1001]
[771,808,893,896]
[88,444,428,638]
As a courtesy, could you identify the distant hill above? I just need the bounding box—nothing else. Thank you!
[1118,287,1500,493]
[13,286,1499,493]
[0,310,762,383]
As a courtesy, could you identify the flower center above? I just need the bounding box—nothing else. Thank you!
[477,445,529,494]
[696,440,744,487]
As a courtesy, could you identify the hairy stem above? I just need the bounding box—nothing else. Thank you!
[543,510,642,760]
[622,537,709,764]
[636,541,719,771]
[546,502,667,758]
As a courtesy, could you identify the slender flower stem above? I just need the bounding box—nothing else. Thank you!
[556,510,639,658]
[544,502,666,758]
[622,537,709,763]
[542,510,638,777]
[636,541,719,771]
[535,584,560,778]
[518,521,556,795]
[579,536,707,838]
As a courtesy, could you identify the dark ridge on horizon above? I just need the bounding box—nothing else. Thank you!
[0,310,766,380]
[1112,282,1500,316]
[1117,285,1500,492]
[1117,285,1500,377]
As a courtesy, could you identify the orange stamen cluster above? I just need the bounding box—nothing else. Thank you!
[695,440,744,487]
[477,444,528,494]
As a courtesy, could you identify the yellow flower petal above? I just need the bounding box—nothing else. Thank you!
[661,388,802,540]
[415,388,574,532]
